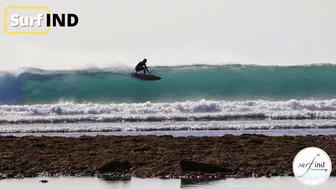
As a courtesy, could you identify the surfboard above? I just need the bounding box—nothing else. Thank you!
[131,73,161,80]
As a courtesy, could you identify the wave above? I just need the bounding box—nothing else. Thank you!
[1,99,336,124]
[2,120,336,134]
[1,64,336,104]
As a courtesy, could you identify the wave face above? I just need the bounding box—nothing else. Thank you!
[1,64,336,104]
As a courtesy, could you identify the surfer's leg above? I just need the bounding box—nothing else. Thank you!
[140,66,145,74]
[135,66,142,74]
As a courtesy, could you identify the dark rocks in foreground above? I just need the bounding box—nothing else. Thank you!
[0,134,335,181]
[98,160,131,173]
[180,160,231,173]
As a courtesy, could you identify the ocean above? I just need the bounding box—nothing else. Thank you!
[1,64,336,135]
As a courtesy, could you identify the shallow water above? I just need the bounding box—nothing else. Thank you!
[1,177,335,189]
[2,128,336,138]
[1,120,336,137]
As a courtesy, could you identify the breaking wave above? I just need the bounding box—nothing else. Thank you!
[1,64,336,105]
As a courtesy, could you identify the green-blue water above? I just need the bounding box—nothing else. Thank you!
[1,64,336,105]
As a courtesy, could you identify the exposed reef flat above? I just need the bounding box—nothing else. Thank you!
[0,134,335,181]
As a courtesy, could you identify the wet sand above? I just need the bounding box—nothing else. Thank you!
[1,177,336,189]
[0,134,335,180]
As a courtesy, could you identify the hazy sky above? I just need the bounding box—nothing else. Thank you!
[1,0,336,70]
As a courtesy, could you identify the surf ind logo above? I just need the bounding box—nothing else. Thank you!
[4,6,79,34]
[293,147,332,186]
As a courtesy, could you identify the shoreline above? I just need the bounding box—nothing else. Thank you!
[0,134,335,181]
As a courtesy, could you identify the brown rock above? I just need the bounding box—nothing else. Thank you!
[180,160,231,173]
[0,135,335,180]
[98,160,131,173]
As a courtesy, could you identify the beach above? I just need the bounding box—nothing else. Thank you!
[0,134,335,180]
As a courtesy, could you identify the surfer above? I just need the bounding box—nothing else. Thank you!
[135,58,150,75]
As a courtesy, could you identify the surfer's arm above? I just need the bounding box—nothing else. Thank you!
[145,66,151,74]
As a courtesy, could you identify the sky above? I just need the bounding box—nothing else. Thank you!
[1,0,336,70]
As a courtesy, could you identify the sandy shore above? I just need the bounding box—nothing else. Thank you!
[0,134,335,181]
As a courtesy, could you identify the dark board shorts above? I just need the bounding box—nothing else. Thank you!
[135,66,143,71]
